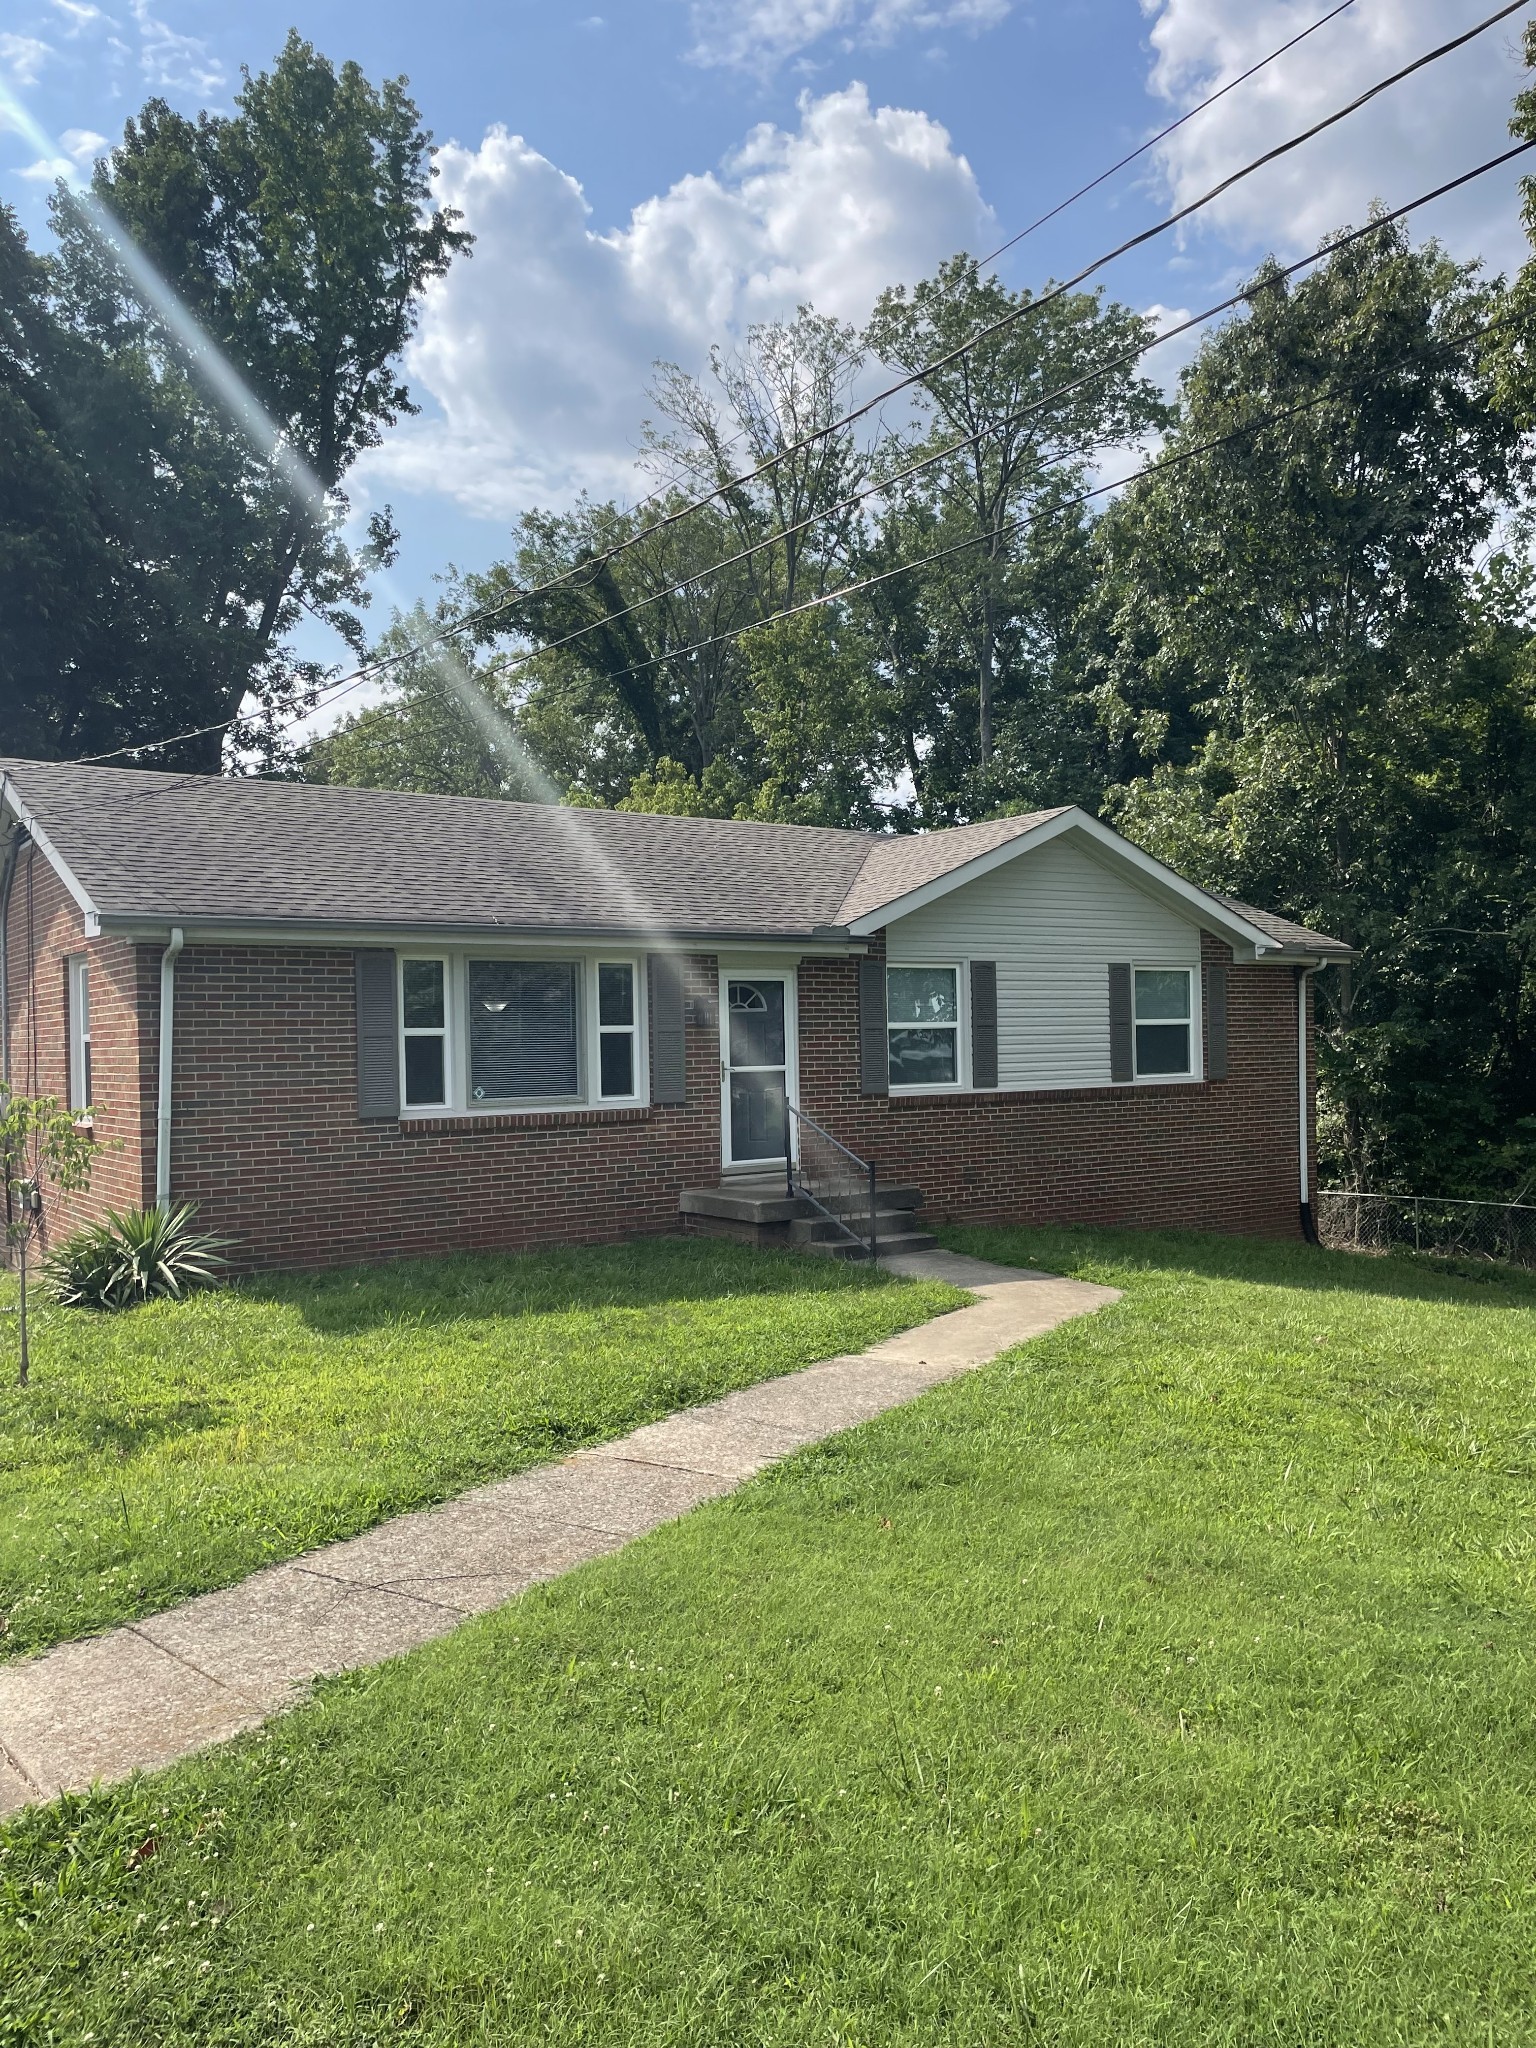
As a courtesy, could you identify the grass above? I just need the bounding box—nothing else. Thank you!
[0,1236,961,1660]
[3,1225,1535,2045]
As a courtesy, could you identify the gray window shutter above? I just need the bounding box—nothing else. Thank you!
[1205,964,1229,1081]
[859,956,888,1096]
[355,950,400,1119]
[1108,962,1134,1084]
[648,954,687,1106]
[970,959,998,1088]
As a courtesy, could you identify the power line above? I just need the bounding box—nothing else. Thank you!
[383,140,1536,708]
[79,129,1536,768]
[476,297,1527,704]
[972,0,1360,273]
[76,0,1530,769]
[625,3,1366,546]
[424,0,1529,648]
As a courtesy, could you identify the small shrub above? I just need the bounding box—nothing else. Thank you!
[46,1203,230,1311]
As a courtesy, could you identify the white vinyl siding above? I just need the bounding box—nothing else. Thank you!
[885,833,1202,1092]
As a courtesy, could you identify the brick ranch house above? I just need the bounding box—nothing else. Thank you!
[0,757,1350,1272]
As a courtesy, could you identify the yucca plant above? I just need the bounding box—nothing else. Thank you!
[46,1203,230,1311]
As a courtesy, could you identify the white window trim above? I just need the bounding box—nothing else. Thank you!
[1131,963,1202,1085]
[67,954,91,1113]
[885,960,969,1095]
[399,954,451,1111]
[400,947,649,1119]
[593,960,641,1105]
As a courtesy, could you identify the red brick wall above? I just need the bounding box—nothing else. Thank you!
[6,882,1313,1271]
[796,931,1309,1239]
[162,946,723,1272]
[1,843,152,1250]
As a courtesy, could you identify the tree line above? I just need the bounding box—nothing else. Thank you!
[4,32,1535,1199]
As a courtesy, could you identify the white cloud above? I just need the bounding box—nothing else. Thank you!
[1141,0,1530,274]
[688,0,1010,75]
[49,0,108,34]
[0,34,53,86]
[363,84,991,520]
[17,125,106,182]
[128,0,223,95]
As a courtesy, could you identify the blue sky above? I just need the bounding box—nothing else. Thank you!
[2,0,1530,694]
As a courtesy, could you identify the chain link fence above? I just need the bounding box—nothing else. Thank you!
[1317,1190,1536,1270]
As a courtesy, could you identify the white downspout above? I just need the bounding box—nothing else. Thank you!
[155,927,184,1208]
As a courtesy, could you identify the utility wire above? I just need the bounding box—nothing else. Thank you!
[343,140,1536,709]
[80,128,1536,768]
[626,2,1365,542]
[77,0,1530,769]
[971,0,1360,273]
[472,296,1528,704]
[376,0,1531,655]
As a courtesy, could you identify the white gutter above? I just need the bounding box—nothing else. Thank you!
[155,927,184,1208]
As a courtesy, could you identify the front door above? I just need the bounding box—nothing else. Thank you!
[720,971,796,1170]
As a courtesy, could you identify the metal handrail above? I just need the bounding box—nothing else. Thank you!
[783,1099,878,1263]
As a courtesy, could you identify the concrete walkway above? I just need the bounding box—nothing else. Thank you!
[0,1250,1118,1817]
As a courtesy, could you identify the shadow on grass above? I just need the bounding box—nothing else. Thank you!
[230,1232,899,1336]
[941,1221,1536,1313]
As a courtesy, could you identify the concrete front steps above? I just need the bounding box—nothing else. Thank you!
[679,1172,938,1261]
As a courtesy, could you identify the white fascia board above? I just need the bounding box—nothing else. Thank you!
[0,774,102,932]
[846,807,1280,957]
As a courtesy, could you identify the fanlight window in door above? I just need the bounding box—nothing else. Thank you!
[728,980,785,1070]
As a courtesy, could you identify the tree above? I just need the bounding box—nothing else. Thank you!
[865,257,1167,801]
[2,1095,99,1386]
[302,607,548,801]
[1,35,470,770]
[1091,221,1534,1192]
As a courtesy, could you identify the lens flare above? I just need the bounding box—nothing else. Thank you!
[3,76,677,936]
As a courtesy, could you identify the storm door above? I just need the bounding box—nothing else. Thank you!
[719,971,796,1170]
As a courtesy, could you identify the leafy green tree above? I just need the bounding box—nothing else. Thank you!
[2,35,469,770]
[865,257,1167,804]
[1092,221,1534,1192]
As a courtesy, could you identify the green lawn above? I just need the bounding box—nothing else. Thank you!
[4,1227,1535,2046]
[0,1237,961,1660]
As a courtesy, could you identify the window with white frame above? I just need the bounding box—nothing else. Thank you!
[887,965,960,1087]
[1134,967,1193,1077]
[597,962,637,1099]
[67,956,91,1111]
[398,953,645,1113]
[401,957,448,1107]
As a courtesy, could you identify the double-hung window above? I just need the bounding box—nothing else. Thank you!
[887,966,960,1087]
[597,963,637,1099]
[67,957,91,1111]
[1133,967,1193,1078]
[401,958,449,1107]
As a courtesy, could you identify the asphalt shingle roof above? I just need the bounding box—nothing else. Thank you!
[0,758,1347,954]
